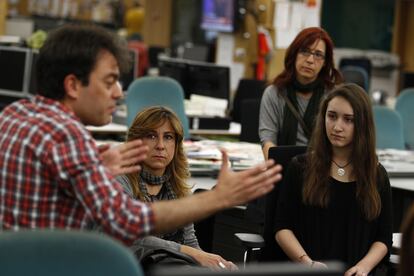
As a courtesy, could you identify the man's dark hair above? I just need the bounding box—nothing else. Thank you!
[36,24,131,100]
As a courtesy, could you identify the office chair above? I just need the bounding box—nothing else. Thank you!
[239,98,261,143]
[339,57,372,82]
[126,76,190,139]
[235,146,307,264]
[148,46,166,68]
[0,230,144,276]
[193,188,216,252]
[340,65,370,92]
[395,88,414,149]
[231,79,267,123]
[373,106,405,149]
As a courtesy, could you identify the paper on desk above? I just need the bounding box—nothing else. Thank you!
[185,95,228,117]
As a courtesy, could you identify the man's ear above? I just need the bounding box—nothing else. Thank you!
[63,74,82,99]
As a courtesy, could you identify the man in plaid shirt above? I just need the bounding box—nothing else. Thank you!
[0,24,282,245]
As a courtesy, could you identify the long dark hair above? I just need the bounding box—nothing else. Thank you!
[273,27,342,90]
[303,83,380,220]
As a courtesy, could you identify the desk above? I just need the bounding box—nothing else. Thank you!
[86,123,127,135]
[86,122,241,138]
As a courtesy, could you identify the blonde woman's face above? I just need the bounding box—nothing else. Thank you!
[141,121,176,176]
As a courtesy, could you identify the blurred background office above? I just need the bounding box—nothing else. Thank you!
[1,0,412,111]
[0,0,413,145]
[2,1,414,270]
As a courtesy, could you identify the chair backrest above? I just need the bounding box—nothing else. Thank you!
[0,230,144,276]
[340,65,370,91]
[231,78,267,123]
[339,57,372,80]
[126,76,190,139]
[148,46,166,68]
[373,106,405,149]
[240,98,261,143]
[259,146,307,262]
[395,88,414,149]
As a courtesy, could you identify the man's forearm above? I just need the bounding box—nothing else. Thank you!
[152,190,224,234]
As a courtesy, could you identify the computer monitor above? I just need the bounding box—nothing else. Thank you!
[149,261,345,276]
[182,45,209,62]
[158,57,188,94]
[0,46,32,98]
[158,57,230,104]
[186,61,230,101]
[28,50,39,95]
[201,0,237,33]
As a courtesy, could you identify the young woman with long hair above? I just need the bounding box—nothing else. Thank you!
[274,83,392,275]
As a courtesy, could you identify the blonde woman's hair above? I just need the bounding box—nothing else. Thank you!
[126,106,191,200]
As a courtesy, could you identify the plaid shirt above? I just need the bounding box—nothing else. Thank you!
[0,96,154,245]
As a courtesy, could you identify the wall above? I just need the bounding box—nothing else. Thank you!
[322,0,394,51]
[0,0,7,35]
[392,0,414,73]
[143,0,172,47]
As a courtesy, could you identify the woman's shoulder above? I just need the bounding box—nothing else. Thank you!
[115,174,134,197]
[376,162,391,188]
[263,85,286,98]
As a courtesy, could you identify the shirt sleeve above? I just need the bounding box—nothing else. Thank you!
[375,164,393,252]
[116,174,135,198]
[259,85,284,146]
[183,223,201,249]
[51,127,155,245]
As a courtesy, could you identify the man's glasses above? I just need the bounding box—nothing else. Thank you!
[299,48,326,61]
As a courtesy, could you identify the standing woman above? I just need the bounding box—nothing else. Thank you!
[274,84,392,275]
[117,106,237,270]
[259,27,342,159]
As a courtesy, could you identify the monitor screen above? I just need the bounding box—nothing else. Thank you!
[158,57,230,103]
[0,46,31,97]
[158,57,188,94]
[29,50,39,95]
[201,0,236,33]
[186,61,230,101]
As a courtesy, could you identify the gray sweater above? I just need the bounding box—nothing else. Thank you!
[259,85,310,146]
[116,175,200,259]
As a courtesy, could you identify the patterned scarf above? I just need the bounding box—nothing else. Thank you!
[139,170,184,243]
[278,79,324,145]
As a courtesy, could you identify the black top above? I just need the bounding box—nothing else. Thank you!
[274,155,393,268]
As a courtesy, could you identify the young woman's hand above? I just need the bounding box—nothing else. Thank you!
[345,265,369,276]
[181,245,237,271]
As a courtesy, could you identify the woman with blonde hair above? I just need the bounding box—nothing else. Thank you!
[117,106,236,270]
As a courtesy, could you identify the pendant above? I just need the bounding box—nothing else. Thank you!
[337,168,345,176]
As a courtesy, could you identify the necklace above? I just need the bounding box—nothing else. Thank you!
[332,159,351,176]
